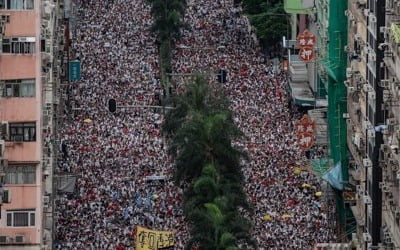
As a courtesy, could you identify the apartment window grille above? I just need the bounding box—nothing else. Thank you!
[1,37,35,54]
[6,209,35,227]
[3,79,35,97]
[5,165,36,184]
[9,122,36,142]
[0,0,34,10]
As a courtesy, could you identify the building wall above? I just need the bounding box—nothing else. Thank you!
[345,0,400,249]
[0,0,43,246]
[379,0,400,248]
[345,1,368,248]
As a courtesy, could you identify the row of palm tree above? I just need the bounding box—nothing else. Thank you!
[147,0,187,75]
[146,1,256,248]
[162,76,256,249]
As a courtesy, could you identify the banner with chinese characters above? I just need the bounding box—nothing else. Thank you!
[296,29,316,62]
[295,114,316,150]
[136,226,175,250]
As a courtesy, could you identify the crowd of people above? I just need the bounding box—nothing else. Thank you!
[55,0,187,249]
[55,0,337,249]
[173,0,337,249]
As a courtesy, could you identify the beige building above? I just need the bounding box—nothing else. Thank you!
[379,0,400,248]
[346,0,400,249]
[0,0,62,249]
[345,0,369,248]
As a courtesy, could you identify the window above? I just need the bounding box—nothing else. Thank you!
[5,165,36,184]
[0,0,34,10]
[2,37,35,54]
[3,79,35,97]
[6,209,35,227]
[9,122,36,142]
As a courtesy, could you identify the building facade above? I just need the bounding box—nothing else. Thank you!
[346,0,400,249]
[0,0,62,249]
[345,0,369,248]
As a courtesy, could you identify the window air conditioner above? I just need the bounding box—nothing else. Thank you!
[0,140,4,157]
[363,9,370,17]
[14,235,25,244]
[0,236,10,244]
[2,189,11,203]
[380,80,390,88]
[357,0,367,5]
[363,158,372,167]
[363,232,372,242]
[367,129,375,138]
[43,196,50,208]
[386,118,397,125]
[369,53,376,62]
[346,67,354,78]
[0,122,8,140]
[363,84,373,92]
[344,45,351,53]
[369,15,377,23]
[369,92,376,100]
[356,185,364,196]
[14,135,24,143]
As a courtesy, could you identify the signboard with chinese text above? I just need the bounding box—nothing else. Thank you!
[296,29,316,48]
[296,30,316,62]
[136,226,175,250]
[299,47,315,62]
[295,114,316,150]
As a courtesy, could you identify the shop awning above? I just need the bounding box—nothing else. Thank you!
[307,108,328,145]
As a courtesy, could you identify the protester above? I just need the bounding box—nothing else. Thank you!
[56,0,336,249]
[55,0,187,249]
[172,0,337,248]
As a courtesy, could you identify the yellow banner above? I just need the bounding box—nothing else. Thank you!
[136,226,175,250]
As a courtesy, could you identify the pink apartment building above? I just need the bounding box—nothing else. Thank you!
[0,0,60,249]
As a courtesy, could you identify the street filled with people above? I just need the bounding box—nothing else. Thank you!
[55,0,336,249]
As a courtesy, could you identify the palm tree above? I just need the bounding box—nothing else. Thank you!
[182,163,255,249]
[185,201,255,250]
[163,75,246,184]
[147,0,187,42]
[162,74,256,249]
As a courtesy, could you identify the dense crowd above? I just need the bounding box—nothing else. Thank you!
[173,0,337,249]
[55,0,187,249]
[55,0,336,249]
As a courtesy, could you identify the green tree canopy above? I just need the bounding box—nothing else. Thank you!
[242,0,290,48]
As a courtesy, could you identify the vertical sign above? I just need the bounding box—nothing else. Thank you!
[69,60,81,81]
[295,114,316,150]
[296,30,317,63]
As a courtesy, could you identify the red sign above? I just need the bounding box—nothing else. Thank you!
[295,115,316,150]
[296,30,316,62]
[296,29,316,48]
[299,46,315,62]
